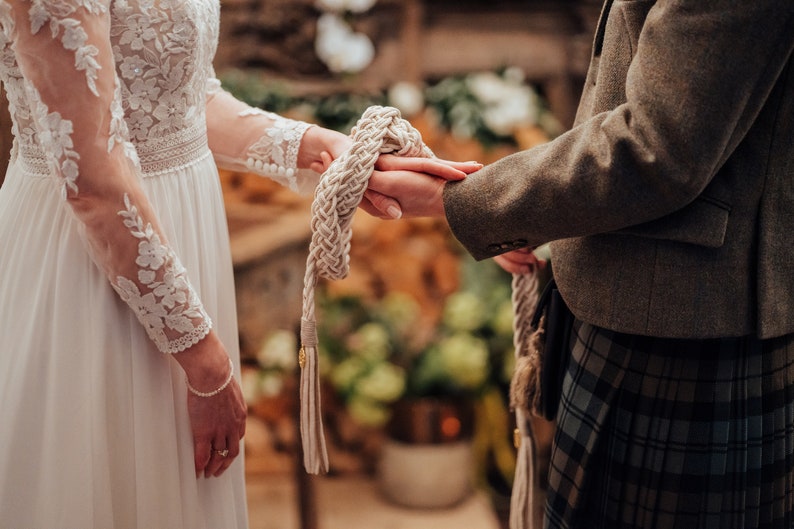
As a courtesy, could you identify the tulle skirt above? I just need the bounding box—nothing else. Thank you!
[0,153,248,528]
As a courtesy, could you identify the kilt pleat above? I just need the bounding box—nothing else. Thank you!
[544,320,794,529]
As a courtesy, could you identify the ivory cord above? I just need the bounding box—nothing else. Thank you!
[298,106,540,529]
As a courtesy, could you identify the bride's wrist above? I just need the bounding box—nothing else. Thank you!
[297,126,350,169]
[174,331,232,394]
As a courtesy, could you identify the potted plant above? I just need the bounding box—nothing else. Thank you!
[316,256,518,507]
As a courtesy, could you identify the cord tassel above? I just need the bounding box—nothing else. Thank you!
[298,106,434,474]
[299,256,329,474]
[510,409,537,529]
[299,317,328,474]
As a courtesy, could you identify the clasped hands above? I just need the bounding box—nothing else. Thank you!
[312,149,545,275]
[366,154,545,275]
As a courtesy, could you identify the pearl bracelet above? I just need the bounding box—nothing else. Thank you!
[186,358,234,397]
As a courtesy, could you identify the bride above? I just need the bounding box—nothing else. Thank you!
[0,0,476,526]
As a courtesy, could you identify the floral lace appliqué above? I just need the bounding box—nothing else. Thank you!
[239,107,311,190]
[110,0,219,142]
[24,81,81,196]
[108,76,140,165]
[113,194,212,353]
[29,0,104,96]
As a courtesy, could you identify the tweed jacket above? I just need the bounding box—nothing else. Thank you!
[444,0,794,340]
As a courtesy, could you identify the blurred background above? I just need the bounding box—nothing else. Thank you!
[0,1,602,527]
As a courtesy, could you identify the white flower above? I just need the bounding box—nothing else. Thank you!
[135,237,167,270]
[128,77,160,112]
[502,66,526,85]
[138,269,156,285]
[387,82,425,117]
[241,368,263,405]
[39,112,74,159]
[60,159,79,188]
[316,0,377,13]
[129,291,168,333]
[119,55,148,79]
[164,313,196,334]
[482,85,537,136]
[113,276,142,303]
[119,14,157,51]
[466,70,539,136]
[315,13,374,74]
[127,110,154,142]
[467,71,509,105]
[152,91,187,131]
[263,119,304,167]
[60,20,88,50]
[108,80,132,154]
[153,274,189,309]
[256,329,297,370]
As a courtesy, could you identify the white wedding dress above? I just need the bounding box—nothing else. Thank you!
[0,0,318,527]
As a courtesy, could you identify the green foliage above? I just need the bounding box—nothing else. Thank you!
[218,67,560,139]
[316,255,516,427]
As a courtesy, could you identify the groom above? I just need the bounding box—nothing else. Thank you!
[365,0,794,527]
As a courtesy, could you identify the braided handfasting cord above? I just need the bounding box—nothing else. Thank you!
[298,105,434,474]
[297,106,542,529]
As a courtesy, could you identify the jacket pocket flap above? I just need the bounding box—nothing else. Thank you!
[616,196,730,248]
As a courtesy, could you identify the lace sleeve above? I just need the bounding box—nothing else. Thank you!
[4,0,211,353]
[205,77,320,195]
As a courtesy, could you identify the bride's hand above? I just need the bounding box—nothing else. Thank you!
[299,126,351,173]
[174,332,247,478]
[360,155,480,219]
[187,377,247,478]
[363,154,482,219]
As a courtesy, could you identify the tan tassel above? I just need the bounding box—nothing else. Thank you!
[510,409,537,529]
[299,317,329,474]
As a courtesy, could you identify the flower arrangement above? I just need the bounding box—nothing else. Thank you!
[315,255,517,428]
[241,328,298,404]
[219,67,561,145]
[314,0,378,74]
[423,67,555,147]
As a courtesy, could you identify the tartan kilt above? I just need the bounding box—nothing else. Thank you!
[544,320,794,529]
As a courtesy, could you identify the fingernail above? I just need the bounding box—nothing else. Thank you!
[386,205,402,219]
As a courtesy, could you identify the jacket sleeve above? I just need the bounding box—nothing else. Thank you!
[204,75,320,195]
[443,0,794,259]
[5,0,212,353]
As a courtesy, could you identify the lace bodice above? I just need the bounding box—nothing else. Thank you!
[0,0,318,354]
